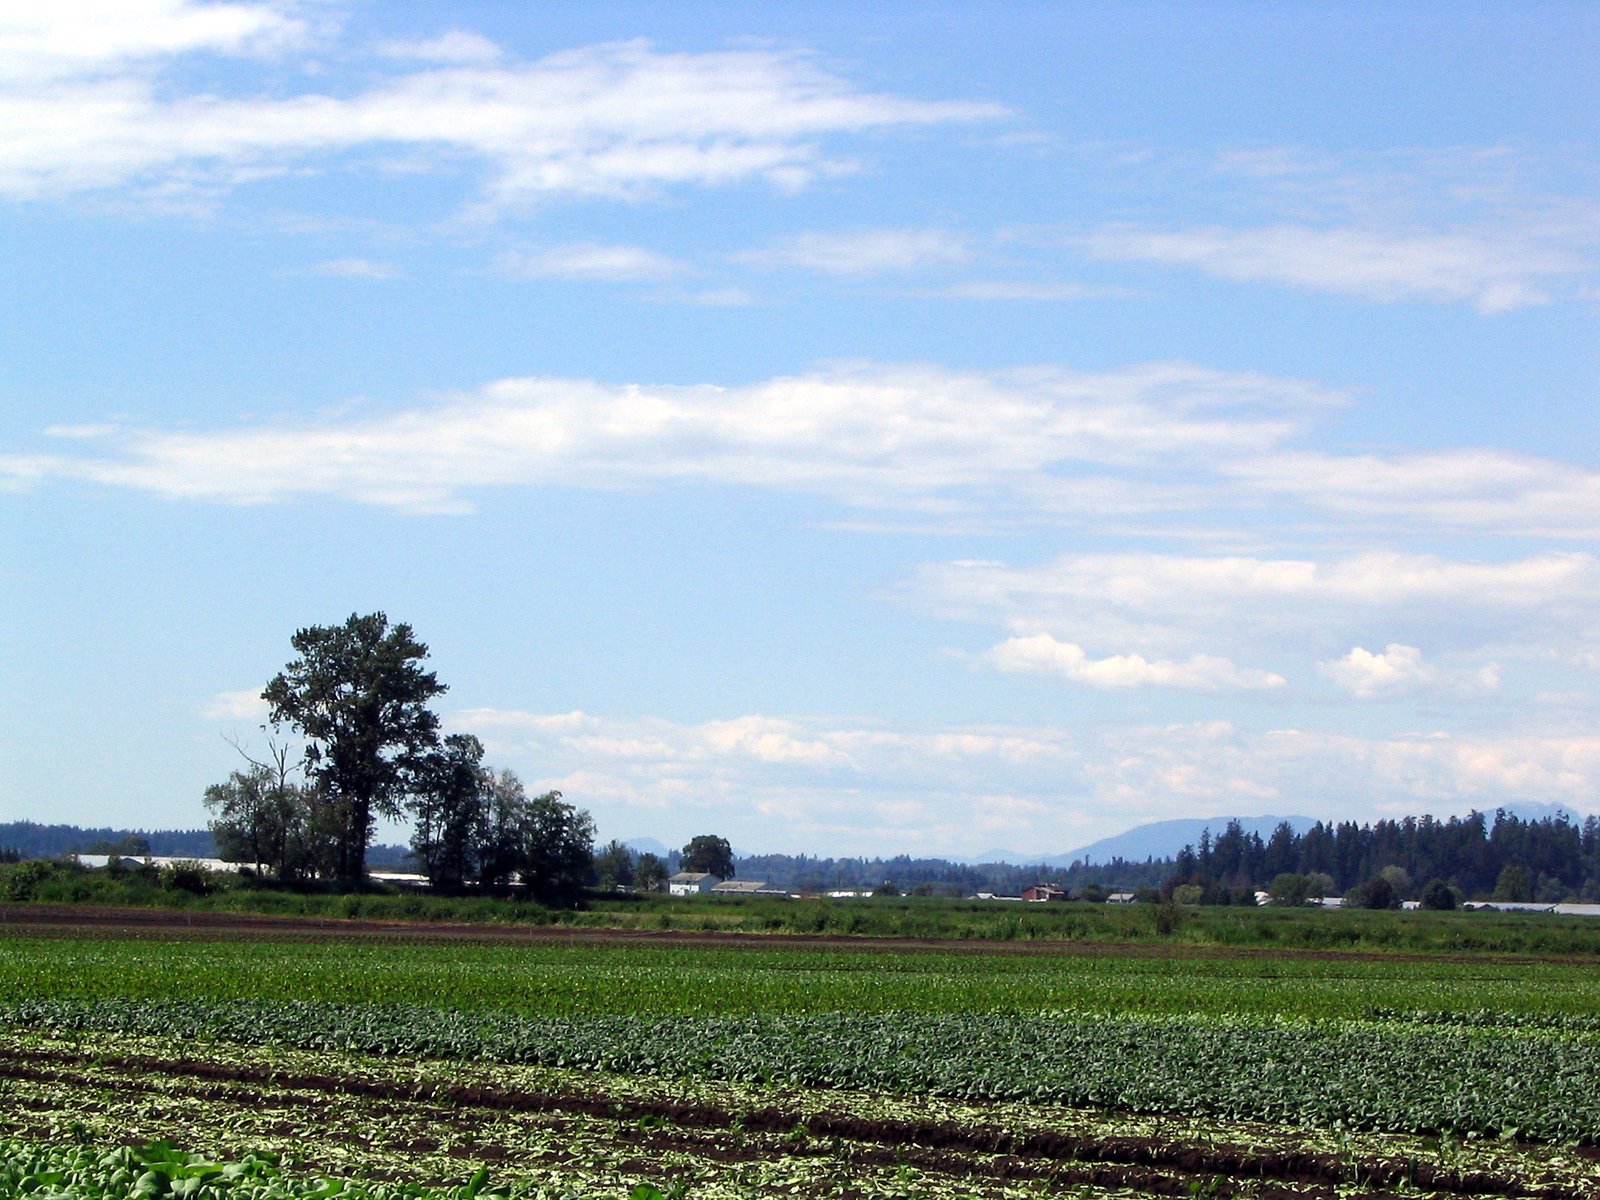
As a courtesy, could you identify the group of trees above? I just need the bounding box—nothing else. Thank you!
[206,613,594,904]
[1167,811,1600,905]
[206,611,745,906]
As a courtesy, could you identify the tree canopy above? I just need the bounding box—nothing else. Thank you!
[681,834,735,879]
[263,612,445,885]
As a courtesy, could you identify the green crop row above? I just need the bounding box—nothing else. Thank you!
[4,935,1596,1021]
[0,1138,621,1200]
[7,998,1599,1144]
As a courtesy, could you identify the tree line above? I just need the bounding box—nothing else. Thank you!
[1165,811,1600,905]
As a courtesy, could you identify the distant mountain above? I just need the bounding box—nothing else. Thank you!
[962,815,1316,869]
[1056,815,1317,866]
[1486,802,1584,825]
[624,837,671,859]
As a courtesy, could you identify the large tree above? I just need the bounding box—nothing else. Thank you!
[263,612,445,886]
[519,790,596,907]
[204,764,314,882]
[592,839,634,891]
[408,733,486,893]
[681,834,735,880]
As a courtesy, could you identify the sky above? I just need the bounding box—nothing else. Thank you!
[2,1,1599,860]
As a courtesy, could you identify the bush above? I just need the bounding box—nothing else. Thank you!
[1346,875,1401,910]
[1268,873,1313,906]
[1419,879,1457,910]
[160,860,218,896]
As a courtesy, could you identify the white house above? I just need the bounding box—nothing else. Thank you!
[667,871,718,896]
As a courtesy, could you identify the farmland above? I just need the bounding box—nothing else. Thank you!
[3,906,1600,1198]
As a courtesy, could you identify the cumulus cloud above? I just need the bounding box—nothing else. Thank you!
[456,707,1085,853]
[201,688,268,721]
[1318,644,1505,700]
[1091,722,1600,819]
[737,228,970,275]
[1318,644,1435,698]
[0,19,1006,208]
[449,706,1600,855]
[983,633,1284,691]
[913,550,1600,687]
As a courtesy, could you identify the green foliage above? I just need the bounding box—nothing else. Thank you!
[263,613,446,885]
[0,1138,556,1200]
[1493,863,1533,903]
[1267,873,1313,906]
[205,760,316,883]
[408,734,487,892]
[592,841,634,891]
[679,835,734,879]
[517,792,595,907]
[1345,875,1401,910]
[1419,878,1457,910]
[633,853,667,893]
[158,862,217,897]
[7,996,1600,1143]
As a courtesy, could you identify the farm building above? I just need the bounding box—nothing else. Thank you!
[1021,884,1068,902]
[73,854,237,874]
[667,871,718,896]
[710,879,786,897]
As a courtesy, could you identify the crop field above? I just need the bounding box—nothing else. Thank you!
[2,907,1600,1199]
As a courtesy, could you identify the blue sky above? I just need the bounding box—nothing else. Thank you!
[3,1,1598,858]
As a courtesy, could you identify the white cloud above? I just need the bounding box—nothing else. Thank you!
[449,706,1600,855]
[1319,644,1505,700]
[4,361,1332,514]
[663,286,755,307]
[201,688,268,721]
[913,550,1600,686]
[376,31,502,64]
[309,257,403,280]
[497,242,687,282]
[1318,644,1435,698]
[0,32,1006,208]
[1080,224,1577,312]
[1093,722,1600,820]
[1225,450,1600,537]
[922,280,1127,301]
[12,357,1600,542]
[983,633,1284,691]
[0,1,306,84]
[738,228,970,275]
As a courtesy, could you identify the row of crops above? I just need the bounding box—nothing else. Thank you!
[7,1027,1599,1200]
[7,995,1600,1143]
[6,923,1600,1198]
[0,1137,653,1200]
[5,934,1597,1021]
